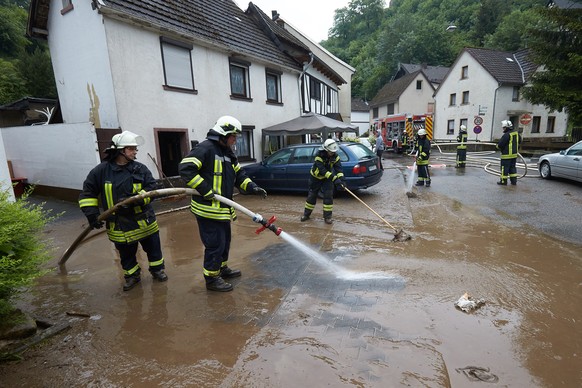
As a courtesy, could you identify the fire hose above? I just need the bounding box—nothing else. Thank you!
[58,188,282,266]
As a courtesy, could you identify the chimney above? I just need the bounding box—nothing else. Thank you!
[272,10,280,21]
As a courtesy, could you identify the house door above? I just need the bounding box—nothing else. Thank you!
[157,131,185,177]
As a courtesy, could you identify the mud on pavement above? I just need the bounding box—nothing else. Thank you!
[0,159,581,387]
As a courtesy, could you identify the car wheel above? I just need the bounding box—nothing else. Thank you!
[539,161,552,179]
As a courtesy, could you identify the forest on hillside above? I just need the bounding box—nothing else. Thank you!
[322,0,582,123]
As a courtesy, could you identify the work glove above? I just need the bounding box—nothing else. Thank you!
[203,190,215,201]
[253,186,267,199]
[334,179,346,191]
[87,213,104,230]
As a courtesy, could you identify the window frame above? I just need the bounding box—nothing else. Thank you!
[160,37,196,93]
[512,86,520,102]
[387,103,395,115]
[447,120,455,135]
[61,0,73,14]
[234,125,255,162]
[462,91,470,104]
[416,80,422,90]
[309,77,322,100]
[460,118,468,130]
[449,93,456,106]
[546,116,555,133]
[230,58,252,101]
[461,66,468,79]
[531,116,541,133]
[265,68,282,105]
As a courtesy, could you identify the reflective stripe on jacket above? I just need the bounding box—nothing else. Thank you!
[310,149,344,182]
[179,138,255,221]
[416,137,431,166]
[497,130,520,159]
[79,160,159,243]
[457,133,468,150]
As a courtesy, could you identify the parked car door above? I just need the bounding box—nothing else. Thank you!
[557,142,582,180]
[255,147,293,188]
[286,145,317,189]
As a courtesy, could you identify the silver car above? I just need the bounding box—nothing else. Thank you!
[538,140,582,183]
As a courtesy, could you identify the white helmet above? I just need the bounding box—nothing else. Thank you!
[323,138,338,152]
[460,125,467,132]
[501,120,513,128]
[417,128,427,136]
[211,115,242,136]
[111,131,144,149]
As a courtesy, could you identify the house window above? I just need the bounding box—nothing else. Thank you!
[447,120,455,135]
[512,86,520,101]
[309,77,321,100]
[531,116,541,133]
[373,107,378,119]
[327,88,332,106]
[460,118,468,129]
[416,80,422,90]
[462,91,470,104]
[235,126,254,162]
[387,103,395,115]
[230,59,251,100]
[160,37,195,92]
[546,116,555,133]
[265,69,282,104]
[449,93,456,106]
[61,0,73,14]
[461,66,468,79]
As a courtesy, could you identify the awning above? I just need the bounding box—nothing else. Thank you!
[262,112,359,138]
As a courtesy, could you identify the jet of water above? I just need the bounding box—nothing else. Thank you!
[278,231,397,280]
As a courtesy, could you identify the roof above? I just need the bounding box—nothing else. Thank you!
[464,47,529,85]
[27,0,302,72]
[351,98,369,112]
[370,71,430,107]
[547,0,582,8]
[0,97,57,111]
[399,63,450,84]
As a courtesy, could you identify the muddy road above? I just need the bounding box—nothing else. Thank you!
[1,157,581,387]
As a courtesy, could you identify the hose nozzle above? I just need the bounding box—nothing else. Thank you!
[255,215,282,236]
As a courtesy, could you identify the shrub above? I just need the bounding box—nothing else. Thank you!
[0,186,55,322]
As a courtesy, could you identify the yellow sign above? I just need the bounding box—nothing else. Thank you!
[425,116,433,140]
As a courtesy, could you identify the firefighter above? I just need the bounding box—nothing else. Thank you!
[179,115,267,292]
[496,120,521,185]
[79,131,168,292]
[456,125,468,168]
[415,129,431,187]
[300,139,346,224]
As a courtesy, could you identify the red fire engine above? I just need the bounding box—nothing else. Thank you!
[373,113,433,153]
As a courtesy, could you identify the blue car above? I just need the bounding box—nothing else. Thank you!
[242,142,383,192]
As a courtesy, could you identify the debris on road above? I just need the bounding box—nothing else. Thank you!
[454,292,485,313]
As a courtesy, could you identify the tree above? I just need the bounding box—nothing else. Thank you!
[0,58,27,104]
[523,3,582,124]
[18,48,57,98]
[0,4,28,58]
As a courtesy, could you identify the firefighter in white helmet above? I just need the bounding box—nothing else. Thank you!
[300,138,346,224]
[415,128,432,187]
[456,124,468,168]
[496,120,521,185]
[79,131,168,291]
[179,115,267,292]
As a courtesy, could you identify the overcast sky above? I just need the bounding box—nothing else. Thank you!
[233,0,352,42]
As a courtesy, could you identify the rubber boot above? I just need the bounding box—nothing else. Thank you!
[324,217,333,224]
[220,266,241,278]
[425,180,431,187]
[415,181,424,186]
[497,181,507,185]
[300,211,311,222]
[123,275,141,291]
[151,269,168,282]
[205,276,233,292]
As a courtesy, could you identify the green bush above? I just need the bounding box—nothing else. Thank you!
[0,186,55,322]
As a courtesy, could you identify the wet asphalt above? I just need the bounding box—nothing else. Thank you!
[1,154,581,387]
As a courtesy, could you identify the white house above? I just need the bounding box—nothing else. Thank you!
[350,98,370,136]
[14,0,349,199]
[433,47,569,142]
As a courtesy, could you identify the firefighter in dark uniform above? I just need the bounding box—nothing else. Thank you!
[300,139,346,224]
[496,120,521,185]
[456,125,468,168]
[415,129,432,187]
[79,131,168,291]
[179,116,267,292]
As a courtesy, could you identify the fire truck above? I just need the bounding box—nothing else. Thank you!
[373,113,433,153]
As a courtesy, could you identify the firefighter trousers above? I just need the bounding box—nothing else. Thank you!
[196,216,231,277]
[114,232,164,278]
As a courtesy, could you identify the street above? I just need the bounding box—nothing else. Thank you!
[0,154,581,387]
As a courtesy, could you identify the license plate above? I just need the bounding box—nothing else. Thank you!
[369,165,377,171]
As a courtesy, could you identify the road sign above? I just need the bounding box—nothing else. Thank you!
[520,114,532,125]
[478,106,488,115]
[474,116,483,126]
[473,125,482,134]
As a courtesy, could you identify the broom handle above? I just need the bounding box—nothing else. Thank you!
[343,187,398,232]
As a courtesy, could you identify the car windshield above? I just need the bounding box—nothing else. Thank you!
[345,143,375,160]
